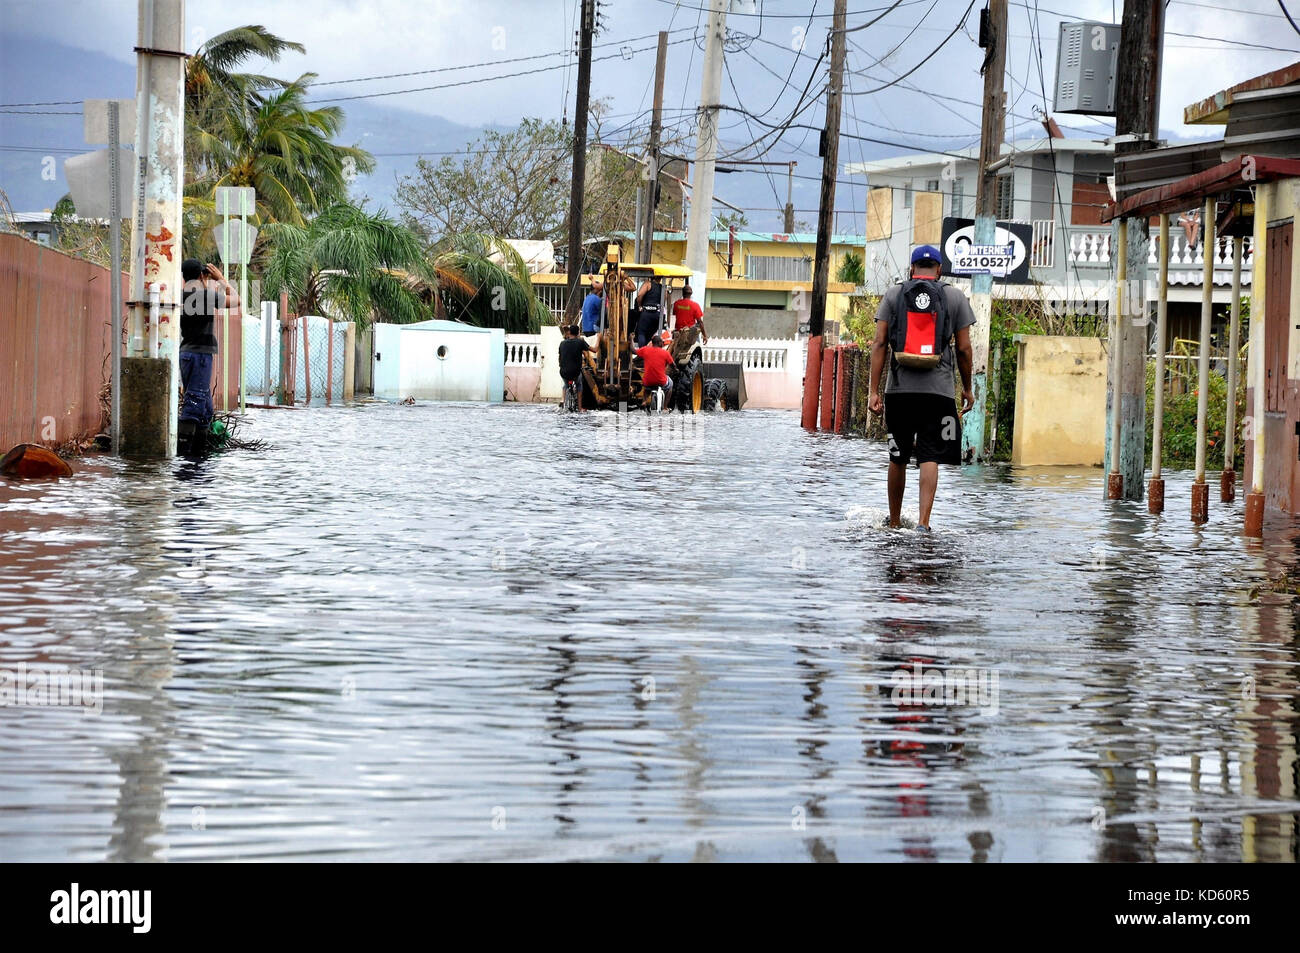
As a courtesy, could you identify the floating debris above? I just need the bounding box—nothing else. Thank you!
[0,443,73,478]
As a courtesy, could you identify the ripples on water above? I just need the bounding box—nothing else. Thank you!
[0,402,1296,862]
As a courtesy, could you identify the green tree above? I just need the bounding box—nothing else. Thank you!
[836,251,865,286]
[260,202,433,328]
[430,233,550,334]
[394,118,572,244]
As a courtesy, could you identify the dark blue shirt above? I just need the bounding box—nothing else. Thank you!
[581,292,603,334]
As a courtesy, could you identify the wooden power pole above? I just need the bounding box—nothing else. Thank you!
[639,31,669,265]
[1106,0,1165,500]
[564,0,596,322]
[964,0,1007,461]
[800,0,847,431]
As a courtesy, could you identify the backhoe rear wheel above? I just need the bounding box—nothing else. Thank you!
[675,355,704,414]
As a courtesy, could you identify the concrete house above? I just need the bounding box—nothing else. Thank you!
[847,137,1251,343]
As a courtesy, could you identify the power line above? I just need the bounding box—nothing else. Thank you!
[1279,0,1300,36]
[309,38,694,104]
[846,0,979,95]
[307,29,693,89]
[0,100,80,108]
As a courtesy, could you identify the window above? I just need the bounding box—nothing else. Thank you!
[995,175,1014,220]
[746,254,812,281]
[903,183,913,209]
[951,178,964,218]
[925,179,940,192]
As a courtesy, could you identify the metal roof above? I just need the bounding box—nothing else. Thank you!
[1184,61,1300,125]
[1102,154,1300,222]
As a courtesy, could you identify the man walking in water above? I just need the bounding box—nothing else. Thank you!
[867,245,975,532]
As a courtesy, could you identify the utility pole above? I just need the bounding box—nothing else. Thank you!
[964,0,1007,461]
[122,0,185,456]
[639,30,670,265]
[784,161,797,233]
[684,0,727,297]
[1106,0,1165,501]
[564,0,596,322]
[800,0,847,431]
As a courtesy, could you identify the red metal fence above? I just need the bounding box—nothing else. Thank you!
[1,233,243,450]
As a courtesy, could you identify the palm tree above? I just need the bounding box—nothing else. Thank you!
[183,26,374,257]
[261,202,433,328]
[430,233,550,334]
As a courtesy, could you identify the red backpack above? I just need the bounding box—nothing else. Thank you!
[889,278,952,371]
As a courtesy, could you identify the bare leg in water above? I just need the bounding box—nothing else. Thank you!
[888,460,939,528]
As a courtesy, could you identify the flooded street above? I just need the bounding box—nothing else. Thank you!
[1,402,1297,862]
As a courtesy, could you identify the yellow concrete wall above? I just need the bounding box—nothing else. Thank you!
[1011,335,1108,466]
[649,238,857,281]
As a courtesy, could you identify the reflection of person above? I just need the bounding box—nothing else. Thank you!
[179,259,238,454]
[868,245,976,532]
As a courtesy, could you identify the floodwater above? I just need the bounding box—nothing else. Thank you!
[1,402,1297,862]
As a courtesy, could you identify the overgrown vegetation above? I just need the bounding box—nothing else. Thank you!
[836,251,864,287]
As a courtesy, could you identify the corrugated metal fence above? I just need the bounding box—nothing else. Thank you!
[1,233,243,448]
[1,234,118,449]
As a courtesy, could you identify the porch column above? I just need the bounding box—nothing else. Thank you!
[1245,186,1270,537]
[1222,236,1243,501]
[1107,220,1128,499]
[1149,213,1170,513]
[1191,197,1215,523]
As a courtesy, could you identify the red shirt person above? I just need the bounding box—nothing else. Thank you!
[636,335,675,387]
[669,285,707,342]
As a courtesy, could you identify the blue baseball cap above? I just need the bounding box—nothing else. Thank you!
[911,244,942,266]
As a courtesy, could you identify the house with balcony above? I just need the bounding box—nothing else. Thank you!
[847,137,1250,344]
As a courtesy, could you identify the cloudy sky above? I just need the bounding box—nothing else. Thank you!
[2,0,1297,229]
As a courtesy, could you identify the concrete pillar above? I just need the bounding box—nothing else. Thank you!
[1149,214,1170,513]
[1192,197,1215,524]
[963,227,993,463]
[123,0,184,456]
[1104,216,1149,501]
[1222,236,1243,501]
[1245,185,1270,538]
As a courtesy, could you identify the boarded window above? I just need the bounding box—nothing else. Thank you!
[866,187,892,242]
[746,254,812,281]
[913,191,943,245]
[1070,181,1111,225]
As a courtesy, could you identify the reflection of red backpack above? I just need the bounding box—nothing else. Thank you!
[890,278,951,370]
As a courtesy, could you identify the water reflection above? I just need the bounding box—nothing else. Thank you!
[0,405,1296,861]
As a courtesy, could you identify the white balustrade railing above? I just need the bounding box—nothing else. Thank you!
[505,334,542,365]
[1067,230,1112,265]
[507,333,797,373]
[1061,228,1255,273]
[703,338,797,372]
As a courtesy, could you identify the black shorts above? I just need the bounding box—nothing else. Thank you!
[884,392,961,466]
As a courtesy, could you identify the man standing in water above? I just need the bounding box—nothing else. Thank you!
[867,245,975,532]
[178,259,240,455]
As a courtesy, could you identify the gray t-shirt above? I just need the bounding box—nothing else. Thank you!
[877,282,976,397]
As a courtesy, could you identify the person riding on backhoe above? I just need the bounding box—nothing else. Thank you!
[633,276,663,347]
[669,284,708,344]
[635,332,675,405]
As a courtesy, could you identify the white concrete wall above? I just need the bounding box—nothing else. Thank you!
[539,325,563,401]
[399,327,493,401]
